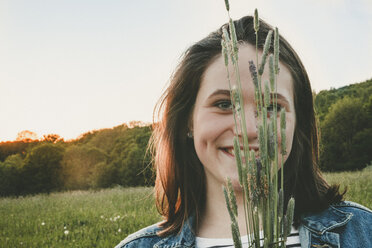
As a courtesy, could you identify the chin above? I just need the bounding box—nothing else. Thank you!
[232,181,244,192]
[224,176,243,192]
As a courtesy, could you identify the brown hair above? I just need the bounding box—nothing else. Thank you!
[151,15,344,236]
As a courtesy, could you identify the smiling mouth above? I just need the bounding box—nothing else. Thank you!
[220,146,259,157]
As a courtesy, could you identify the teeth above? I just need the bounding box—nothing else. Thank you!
[225,148,243,156]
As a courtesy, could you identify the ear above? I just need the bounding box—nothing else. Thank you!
[188,120,193,132]
[187,107,194,132]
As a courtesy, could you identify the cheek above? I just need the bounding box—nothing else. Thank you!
[276,114,295,155]
[282,114,296,159]
[285,121,295,152]
[193,114,232,157]
[193,115,215,154]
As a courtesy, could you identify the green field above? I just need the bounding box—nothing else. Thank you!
[1,170,371,248]
[0,187,161,247]
[323,168,372,208]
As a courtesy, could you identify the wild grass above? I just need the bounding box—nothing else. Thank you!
[0,169,370,248]
[221,2,289,246]
[323,167,372,209]
[0,187,160,248]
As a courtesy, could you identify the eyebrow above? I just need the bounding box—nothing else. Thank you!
[207,89,290,105]
[207,89,231,100]
[271,93,290,106]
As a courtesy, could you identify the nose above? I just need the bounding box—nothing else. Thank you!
[234,106,258,142]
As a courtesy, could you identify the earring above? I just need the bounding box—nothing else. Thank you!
[187,131,193,138]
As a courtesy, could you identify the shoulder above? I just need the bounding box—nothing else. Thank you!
[300,201,372,247]
[302,201,372,224]
[331,200,372,215]
[331,201,372,232]
[114,223,163,248]
[301,201,372,230]
[115,217,196,248]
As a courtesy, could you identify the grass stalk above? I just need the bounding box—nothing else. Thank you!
[222,2,294,247]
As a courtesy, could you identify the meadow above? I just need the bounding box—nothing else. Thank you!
[0,187,161,247]
[0,169,371,248]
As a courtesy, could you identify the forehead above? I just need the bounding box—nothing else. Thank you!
[199,44,294,103]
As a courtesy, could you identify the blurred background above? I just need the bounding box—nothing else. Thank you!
[1,0,371,141]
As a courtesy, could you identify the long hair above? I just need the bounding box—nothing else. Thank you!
[151,15,344,236]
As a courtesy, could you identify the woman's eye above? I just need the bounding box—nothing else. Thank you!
[267,103,283,114]
[215,100,232,111]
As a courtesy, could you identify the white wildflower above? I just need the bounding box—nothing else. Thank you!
[64,230,69,235]
[41,222,45,226]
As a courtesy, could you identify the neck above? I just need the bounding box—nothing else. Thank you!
[196,177,249,238]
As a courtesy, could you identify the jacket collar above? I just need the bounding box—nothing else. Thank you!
[301,205,353,235]
[153,205,354,247]
[154,216,195,248]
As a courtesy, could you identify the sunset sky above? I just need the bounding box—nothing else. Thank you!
[1,0,371,142]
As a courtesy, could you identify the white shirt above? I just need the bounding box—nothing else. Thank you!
[195,227,301,248]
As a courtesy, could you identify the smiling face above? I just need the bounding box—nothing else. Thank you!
[192,44,296,191]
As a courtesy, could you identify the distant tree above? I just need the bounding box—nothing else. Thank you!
[61,145,108,190]
[82,125,128,153]
[21,143,65,194]
[1,122,154,194]
[118,145,146,186]
[0,140,39,162]
[92,162,117,188]
[42,134,63,143]
[16,130,39,142]
[314,79,372,122]
[0,154,23,196]
[128,120,148,128]
[320,97,372,171]
[109,126,153,186]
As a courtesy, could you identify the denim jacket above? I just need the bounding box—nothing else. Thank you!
[115,201,372,248]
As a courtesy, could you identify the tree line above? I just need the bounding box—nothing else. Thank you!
[314,78,372,171]
[0,124,153,196]
[1,79,371,196]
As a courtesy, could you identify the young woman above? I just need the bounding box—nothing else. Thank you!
[116,16,372,248]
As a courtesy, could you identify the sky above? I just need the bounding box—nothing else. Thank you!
[0,0,371,142]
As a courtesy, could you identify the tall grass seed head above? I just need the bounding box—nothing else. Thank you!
[229,18,239,55]
[269,55,275,91]
[224,0,230,12]
[249,60,259,89]
[280,107,286,130]
[231,86,241,112]
[267,119,275,160]
[233,136,243,185]
[222,27,231,43]
[221,40,229,66]
[256,159,262,189]
[258,125,266,162]
[227,178,238,217]
[284,197,295,237]
[223,186,235,220]
[280,108,287,155]
[278,189,284,218]
[231,221,243,248]
[222,27,232,56]
[250,150,257,168]
[258,30,273,75]
[264,81,270,107]
[274,27,280,74]
[281,129,287,156]
[254,9,259,32]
